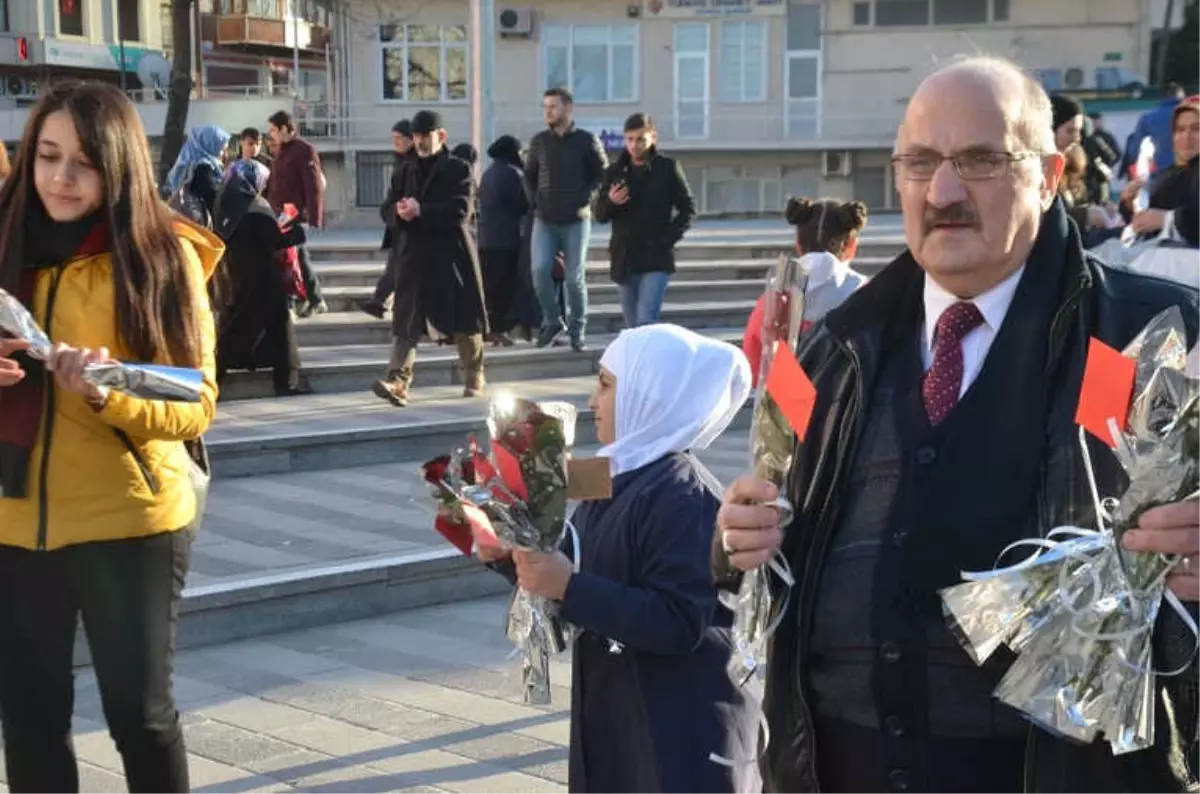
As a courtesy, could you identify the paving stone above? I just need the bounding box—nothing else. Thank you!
[183,719,309,768]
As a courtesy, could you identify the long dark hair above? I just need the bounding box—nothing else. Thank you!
[0,82,202,367]
[784,196,868,259]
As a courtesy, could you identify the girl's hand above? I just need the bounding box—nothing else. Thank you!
[476,544,513,564]
[0,338,29,387]
[513,550,573,600]
[45,343,111,402]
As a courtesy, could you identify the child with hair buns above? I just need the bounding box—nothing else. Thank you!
[743,197,870,384]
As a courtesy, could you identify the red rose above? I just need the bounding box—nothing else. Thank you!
[422,455,453,485]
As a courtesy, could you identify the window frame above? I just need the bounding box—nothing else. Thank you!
[377,23,470,105]
[718,18,767,104]
[853,0,1008,27]
[540,23,641,105]
[57,0,86,38]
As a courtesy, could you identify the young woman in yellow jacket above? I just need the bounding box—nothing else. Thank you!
[0,82,223,793]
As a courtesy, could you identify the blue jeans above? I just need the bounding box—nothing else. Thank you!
[532,218,590,339]
[618,271,670,328]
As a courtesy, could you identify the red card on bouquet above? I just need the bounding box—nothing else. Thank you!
[492,444,529,502]
[434,513,474,557]
[462,502,503,551]
[1075,337,1136,448]
[765,342,817,442]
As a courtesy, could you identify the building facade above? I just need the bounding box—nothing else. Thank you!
[317,0,1153,224]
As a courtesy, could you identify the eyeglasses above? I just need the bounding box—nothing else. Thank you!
[891,151,1045,182]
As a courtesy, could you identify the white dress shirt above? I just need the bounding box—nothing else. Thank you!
[921,265,1025,398]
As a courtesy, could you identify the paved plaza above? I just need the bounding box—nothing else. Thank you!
[0,596,571,794]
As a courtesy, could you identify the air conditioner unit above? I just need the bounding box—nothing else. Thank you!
[497,7,534,37]
[822,150,852,177]
[1,77,36,100]
[1063,67,1085,90]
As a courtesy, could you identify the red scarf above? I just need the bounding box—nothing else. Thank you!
[0,224,110,500]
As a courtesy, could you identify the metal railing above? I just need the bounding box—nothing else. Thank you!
[293,102,905,149]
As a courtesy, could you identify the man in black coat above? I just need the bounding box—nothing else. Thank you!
[713,56,1199,793]
[594,113,695,328]
[373,110,488,407]
[362,119,414,318]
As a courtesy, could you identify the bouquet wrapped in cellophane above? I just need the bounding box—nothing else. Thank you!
[723,254,810,684]
[422,396,577,705]
[940,306,1198,755]
[0,288,204,402]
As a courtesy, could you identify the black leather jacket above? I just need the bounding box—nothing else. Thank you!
[713,201,1199,792]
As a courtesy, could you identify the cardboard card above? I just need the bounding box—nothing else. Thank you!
[492,444,530,501]
[567,457,613,501]
[434,513,474,557]
[1075,337,1136,448]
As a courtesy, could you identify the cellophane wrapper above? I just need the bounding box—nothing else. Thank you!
[724,255,809,683]
[940,306,1198,755]
[422,396,575,705]
[0,288,204,402]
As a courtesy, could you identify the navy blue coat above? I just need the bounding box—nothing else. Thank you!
[558,453,760,793]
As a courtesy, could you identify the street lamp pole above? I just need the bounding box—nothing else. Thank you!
[469,0,494,173]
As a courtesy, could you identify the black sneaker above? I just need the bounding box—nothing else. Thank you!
[358,299,386,319]
[536,327,562,349]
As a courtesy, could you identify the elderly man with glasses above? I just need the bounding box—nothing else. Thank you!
[711,55,1199,793]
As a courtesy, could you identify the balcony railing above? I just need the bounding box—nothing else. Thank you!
[293,103,905,150]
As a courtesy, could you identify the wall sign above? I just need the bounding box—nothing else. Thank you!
[644,0,786,17]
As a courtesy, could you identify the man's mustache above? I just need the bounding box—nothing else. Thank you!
[924,204,979,232]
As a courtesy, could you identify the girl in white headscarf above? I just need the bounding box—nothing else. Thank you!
[505,323,760,793]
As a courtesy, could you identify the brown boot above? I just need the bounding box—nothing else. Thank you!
[372,376,410,407]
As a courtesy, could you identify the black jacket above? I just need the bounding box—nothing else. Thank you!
[381,149,488,338]
[478,160,528,251]
[712,200,1199,793]
[524,124,608,224]
[593,148,696,283]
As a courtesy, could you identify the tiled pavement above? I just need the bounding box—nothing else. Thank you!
[189,431,750,587]
[0,596,577,793]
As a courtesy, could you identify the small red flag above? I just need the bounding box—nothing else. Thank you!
[1075,337,1136,448]
[434,513,474,556]
[492,444,529,502]
[765,342,817,442]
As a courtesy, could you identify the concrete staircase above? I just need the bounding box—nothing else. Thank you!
[126,222,910,661]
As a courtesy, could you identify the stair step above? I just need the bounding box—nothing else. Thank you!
[207,375,752,478]
[219,328,744,400]
[292,299,757,346]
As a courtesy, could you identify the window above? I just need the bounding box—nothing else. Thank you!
[719,20,765,103]
[674,23,709,139]
[379,24,468,103]
[866,0,1005,26]
[543,25,637,103]
[59,0,84,36]
[0,0,9,33]
[355,151,394,207]
[874,0,928,26]
[118,0,141,41]
[932,0,987,25]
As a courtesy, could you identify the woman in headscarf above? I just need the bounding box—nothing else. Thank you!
[478,135,530,346]
[1119,94,1199,245]
[489,323,761,793]
[164,125,231,221]
[211,158,309,396]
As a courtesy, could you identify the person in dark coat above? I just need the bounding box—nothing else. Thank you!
[373,110,488,407]
[478,135,530,345]
[594,113,696,328]
[493,324,760,793]
[1120,95,1199,242]
[211,161,309,397]
[364,119,415,318]
[713,57,1199,793]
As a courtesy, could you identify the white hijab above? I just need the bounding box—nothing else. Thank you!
[597,323,752,477]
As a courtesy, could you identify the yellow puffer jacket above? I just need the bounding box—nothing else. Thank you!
[0,222,224,551]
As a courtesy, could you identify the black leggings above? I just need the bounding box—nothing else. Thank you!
[0,531,192,793]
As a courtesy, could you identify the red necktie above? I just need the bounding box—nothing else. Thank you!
[922,301,984,426]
